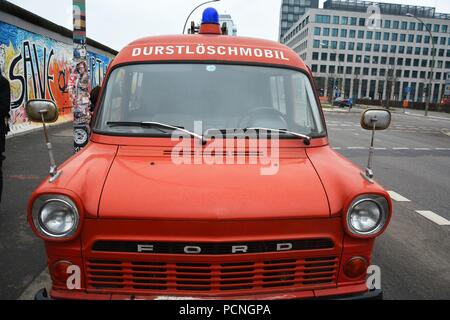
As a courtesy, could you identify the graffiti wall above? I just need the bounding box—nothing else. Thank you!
[0,20,113,134]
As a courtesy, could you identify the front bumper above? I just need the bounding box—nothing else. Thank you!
[34,287,383,301]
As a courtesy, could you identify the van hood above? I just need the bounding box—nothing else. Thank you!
[98,146,330,220]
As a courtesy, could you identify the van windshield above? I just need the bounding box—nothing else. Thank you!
[94,64,325,137]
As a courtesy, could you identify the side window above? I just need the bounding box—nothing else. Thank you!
[291,74,323,133]
[270,76,287,115]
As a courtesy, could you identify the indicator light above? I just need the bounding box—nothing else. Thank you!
[343,257,369,279]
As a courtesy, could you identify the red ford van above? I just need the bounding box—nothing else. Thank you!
[27,8,392,300]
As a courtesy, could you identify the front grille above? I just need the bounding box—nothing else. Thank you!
[92,238,334,255]
[86,256,338,294]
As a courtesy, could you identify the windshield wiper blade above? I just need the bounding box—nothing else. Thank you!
[245,127,312,145]
[204,127,312,145]
[107,121,205,143]
[142,122,205,143]
[107,121,169,134]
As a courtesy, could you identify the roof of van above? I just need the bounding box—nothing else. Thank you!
[111,35,307,70]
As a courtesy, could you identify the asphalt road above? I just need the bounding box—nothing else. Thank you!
[326,107,450,300]
[0,124,75,300]
[0,108,449,300]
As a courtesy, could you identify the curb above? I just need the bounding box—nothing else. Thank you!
[399,112,450,121]
[322,108,355,113]
[5,121,72,140]
[17,268,50,300]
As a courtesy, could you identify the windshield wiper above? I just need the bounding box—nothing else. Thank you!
[107,121,205,144]
[204,127,312,145]
[245,127,312,145]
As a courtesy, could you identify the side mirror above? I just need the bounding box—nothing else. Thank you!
[361,109,391,131]
[25,99,59,123]
[25,99,61,182]
[360,109,391,183]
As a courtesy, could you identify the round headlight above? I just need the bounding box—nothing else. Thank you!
[346,196,388,236]
[32,195,79,239]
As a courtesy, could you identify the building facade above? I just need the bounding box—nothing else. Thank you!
[282,0,450,103]
[219,14,237,36]
[279,0,319,42]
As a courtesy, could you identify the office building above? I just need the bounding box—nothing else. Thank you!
[282,0,450,103]
[220,14,237,36]
[279,0,319,42]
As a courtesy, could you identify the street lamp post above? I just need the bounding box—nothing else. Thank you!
[182,0,220,34]
[71,0,90,153]
[406,13,435,117]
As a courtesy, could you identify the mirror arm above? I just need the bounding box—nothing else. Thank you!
[39,111,62,183]
[362,119,377,183]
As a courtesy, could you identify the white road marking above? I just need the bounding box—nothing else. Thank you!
[415,211,450,226]
[331,147,450,151]
[388,191,411,202]
[329,127,437,134]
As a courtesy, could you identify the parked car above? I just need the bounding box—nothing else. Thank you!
[333,97,353,108]
[25,8,392,300]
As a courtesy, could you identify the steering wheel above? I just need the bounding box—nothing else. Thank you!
[237,107,288,129]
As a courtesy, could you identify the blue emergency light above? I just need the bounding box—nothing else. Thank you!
[202,7,219,25]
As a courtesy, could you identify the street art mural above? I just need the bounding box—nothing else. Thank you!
[89,51,110,89]
[0,20,113,135]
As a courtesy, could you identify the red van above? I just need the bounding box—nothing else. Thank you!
[26,8,392,300]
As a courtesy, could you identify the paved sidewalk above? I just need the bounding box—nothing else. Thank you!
[0,122,74,300]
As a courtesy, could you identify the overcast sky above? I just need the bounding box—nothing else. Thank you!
[7,0,450,51]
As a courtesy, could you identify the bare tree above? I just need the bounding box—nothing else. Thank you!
[384,56,401,109]
[353,73,360,104]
